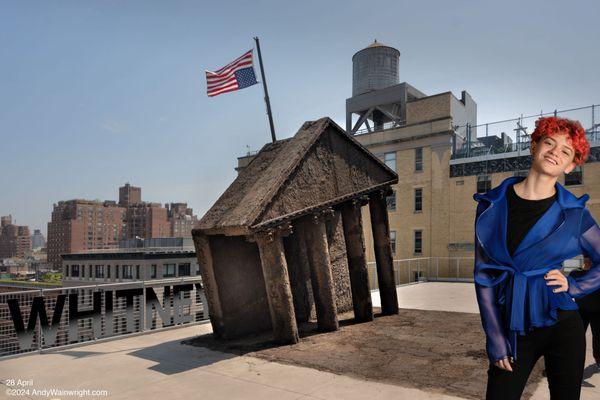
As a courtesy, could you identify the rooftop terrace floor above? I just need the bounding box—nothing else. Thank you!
[1,282,598,400]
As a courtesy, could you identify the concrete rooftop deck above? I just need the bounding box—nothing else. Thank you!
[1,282,598,400]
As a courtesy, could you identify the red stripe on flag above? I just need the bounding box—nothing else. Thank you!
[214,50,253,74]
[206,60,253,83]
[206,61,253,85]
[205,49,255,97]
[207,83,240,97]
[206,76,236,90]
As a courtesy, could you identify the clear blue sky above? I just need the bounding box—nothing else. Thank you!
[1,0,599,237]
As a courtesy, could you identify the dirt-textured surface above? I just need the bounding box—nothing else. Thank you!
[184,308,545,400]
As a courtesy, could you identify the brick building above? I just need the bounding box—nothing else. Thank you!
[47,184,199,268]
[119,183,142,206]
[124,202,171,239]
[0,215,31,259]
[167,203,199,237]
[47,200,126,267]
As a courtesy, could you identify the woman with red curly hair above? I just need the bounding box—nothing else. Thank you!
[473,116,600,399]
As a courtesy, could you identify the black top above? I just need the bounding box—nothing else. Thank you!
[506,183,557,257]
[505,183,580,322]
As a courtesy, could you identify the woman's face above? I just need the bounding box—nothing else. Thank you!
[530,133,577,176]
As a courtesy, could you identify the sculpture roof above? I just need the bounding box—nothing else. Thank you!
[195,117,398,236]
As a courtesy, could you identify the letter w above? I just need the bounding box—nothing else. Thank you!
[7,295,66,350]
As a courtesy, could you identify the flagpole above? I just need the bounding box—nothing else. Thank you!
[253,36,276,142]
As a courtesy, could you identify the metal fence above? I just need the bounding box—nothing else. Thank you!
[452,104,600,160]
[0,277,208,359]
[366,256,585,290]
[367,257,474,290]
[353,119,408,136]
[3,257,584,358]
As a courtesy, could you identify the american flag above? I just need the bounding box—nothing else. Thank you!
[205,49,259,97]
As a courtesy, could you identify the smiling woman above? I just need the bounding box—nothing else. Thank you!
[530,117,590,175]
[473,116,599,400]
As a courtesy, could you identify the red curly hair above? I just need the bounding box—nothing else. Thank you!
[531,116,590,166]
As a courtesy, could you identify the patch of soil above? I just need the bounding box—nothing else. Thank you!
[183,308,545,399]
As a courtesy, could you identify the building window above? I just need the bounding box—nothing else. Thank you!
[107,265,111,278]
[477,174,491,193]
[414,188,422,212]
[384,152,396,172]
[386,190,396,211]
[135,265,140,279]
[565,165,583,186]
[71,265,80,277]
[178,263,191,277]
[415,147,423,172]
[95,265,104,278]
[88,265,92,278]
[164,264,176,277]
[122,265,133,279]
[151,264,157,279]
[414,230,423,254]
[65,265,69,277]
[390,231,396,256]
[115,265,119,279]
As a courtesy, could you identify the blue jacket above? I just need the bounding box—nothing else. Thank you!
[473,175,600,363]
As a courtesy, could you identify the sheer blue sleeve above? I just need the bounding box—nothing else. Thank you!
[567,208,600,298]
[474,201,512,363]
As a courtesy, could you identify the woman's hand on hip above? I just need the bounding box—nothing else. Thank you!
[544,269,569,293]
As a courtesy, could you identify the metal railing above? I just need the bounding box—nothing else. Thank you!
[3,256,585,359]
[366,256,585,290]
[452,104,600,160]
[0,277,208,359]
[353,119,408,136]
[367,257,474,290]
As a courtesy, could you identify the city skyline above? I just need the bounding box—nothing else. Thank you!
[1,181,195,236]
[2,0,599,236]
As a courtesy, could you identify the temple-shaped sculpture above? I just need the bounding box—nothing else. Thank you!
[192,117,399,344]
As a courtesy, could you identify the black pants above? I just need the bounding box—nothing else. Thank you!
[579,308,600,362]
[486,310,586,400]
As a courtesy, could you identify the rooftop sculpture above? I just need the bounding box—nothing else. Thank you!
[192,117,399,344]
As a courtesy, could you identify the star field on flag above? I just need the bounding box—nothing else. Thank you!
[205,49,259,97]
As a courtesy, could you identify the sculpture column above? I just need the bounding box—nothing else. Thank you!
[283,233,313,324]
[254,224,299,344]
[192,232,226,338]
[297,210,339,332]
[340,198,373,322]
[369,189,399,315]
